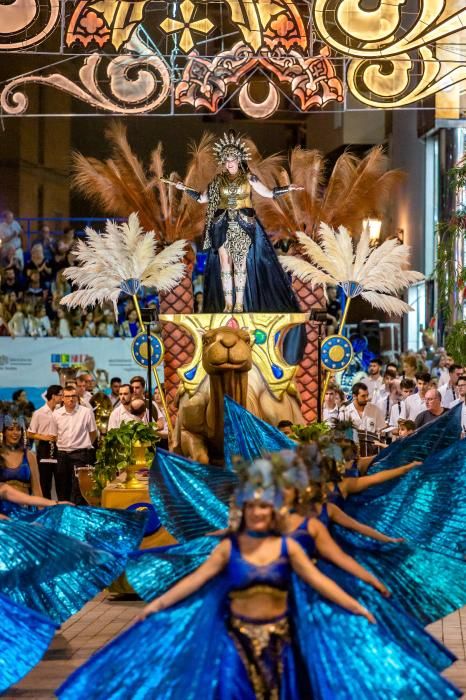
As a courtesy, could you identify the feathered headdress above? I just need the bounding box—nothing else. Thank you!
[233,451,300,508]
[281,223,424,315]
[60,212,187,318]
[213,131,252,165]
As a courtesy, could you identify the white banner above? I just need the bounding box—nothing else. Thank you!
[0,338,163,404]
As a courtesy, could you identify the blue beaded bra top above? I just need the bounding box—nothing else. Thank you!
[0,449,31,494]
[226,535,292,595]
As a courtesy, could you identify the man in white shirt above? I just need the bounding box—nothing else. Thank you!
[76,375,93,408]
[54,386,97,503]
[108,384,134,430]
[27,384,63,499]
[389,378,415,428]
[439,364,462,408]
[109,377,122,407]
[363,359,384,400]
[400,372,431,421]
[448,374,466,409]
[322,387,340,425]
[375,376,401,426]
[130,375,164,431]
[340,382,385,434]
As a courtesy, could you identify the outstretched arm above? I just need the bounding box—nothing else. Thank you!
[310,519,389,597]
[342,461,421,496]
[288,538,375,623]
[141,539,231,618]
[174,181,208,203]
[28,452,43,498]
[0,483,72,508]
[327,503,403,543]
[250,178,302,200]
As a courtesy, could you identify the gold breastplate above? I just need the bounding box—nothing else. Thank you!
[218,173,252,210]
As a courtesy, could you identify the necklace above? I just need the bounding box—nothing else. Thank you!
[3,443,20,452]
[245,530,271,539]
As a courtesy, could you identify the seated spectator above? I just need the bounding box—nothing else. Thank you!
[8,303,27,337]
[83,311,96,337]
[55,307,72,337]
[0,302,10,336]
[34,305,52,337]
[25,243,53,288]
[51,239,72,275]
[119,309,139,337]
[25,270,45,299]
[0,210,24,269]
[1,267,24,297]
[36,225,56,261]
[96,320,110,337]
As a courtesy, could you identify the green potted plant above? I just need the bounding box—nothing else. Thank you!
[92,421,160,500]
[445,321,466,365]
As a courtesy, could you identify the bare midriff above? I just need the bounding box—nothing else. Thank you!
[229,586,288,619]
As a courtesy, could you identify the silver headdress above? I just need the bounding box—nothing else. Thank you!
[212,132,252,165]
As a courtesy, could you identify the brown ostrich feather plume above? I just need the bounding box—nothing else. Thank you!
[72,123,218,244]
[253,145,405,241]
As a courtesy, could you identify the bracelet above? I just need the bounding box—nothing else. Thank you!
[272,186,290,199]
[184,187,201,201]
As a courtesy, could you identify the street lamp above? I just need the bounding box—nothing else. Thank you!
[363,217,382,246]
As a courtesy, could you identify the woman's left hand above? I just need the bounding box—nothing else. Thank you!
[289,184,304,191]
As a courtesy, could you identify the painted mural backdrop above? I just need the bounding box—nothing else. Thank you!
[0,0,465,116]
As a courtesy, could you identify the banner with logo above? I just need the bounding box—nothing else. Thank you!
[0,338,163,406]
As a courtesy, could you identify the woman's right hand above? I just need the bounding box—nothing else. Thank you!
[138,598,163,621]
[175,182,185,191]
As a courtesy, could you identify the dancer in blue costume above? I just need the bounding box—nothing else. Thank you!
[0,486,147,623]
[0,483,148,558]
[129,450,456,673]
[0,593,58,692]
[59,458,460,700]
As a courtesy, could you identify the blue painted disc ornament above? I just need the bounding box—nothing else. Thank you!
[321,335,353,372]
[132,333,164,369]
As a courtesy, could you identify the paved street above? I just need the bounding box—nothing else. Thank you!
[4,595,466,698]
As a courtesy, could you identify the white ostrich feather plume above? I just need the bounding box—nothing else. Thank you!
[281,224,424,316]
[60,212,187,316]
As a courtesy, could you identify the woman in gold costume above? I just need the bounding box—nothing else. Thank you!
[175,132,303,317]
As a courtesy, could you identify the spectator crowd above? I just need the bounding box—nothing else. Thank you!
[0,210,206,338]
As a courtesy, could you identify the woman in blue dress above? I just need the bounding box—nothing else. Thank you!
[0,413,42,495]
[58,459,460,700]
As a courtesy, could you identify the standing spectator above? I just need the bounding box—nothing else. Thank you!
[400,372,431,421]
[130,375,164,430]
[322,387,339,424]
[414,389,447,429]
[194,291,204,313]
[439,364,463,408]
[431,354,449,386]
[12,389,35,419]
[82,373,96,395]
[397,419,416,438]
[389,378,415,427]
[27,385,63,498]
[0,210,24,269]
[363,359,384,401]
[401,354,417,380]
[54,386,97,503]
[375,377,401,426]
[109,377,122,407]
[339,382,385,433]
[107,384,134,430]
[76,375,93,408]
[448,374,466,409]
